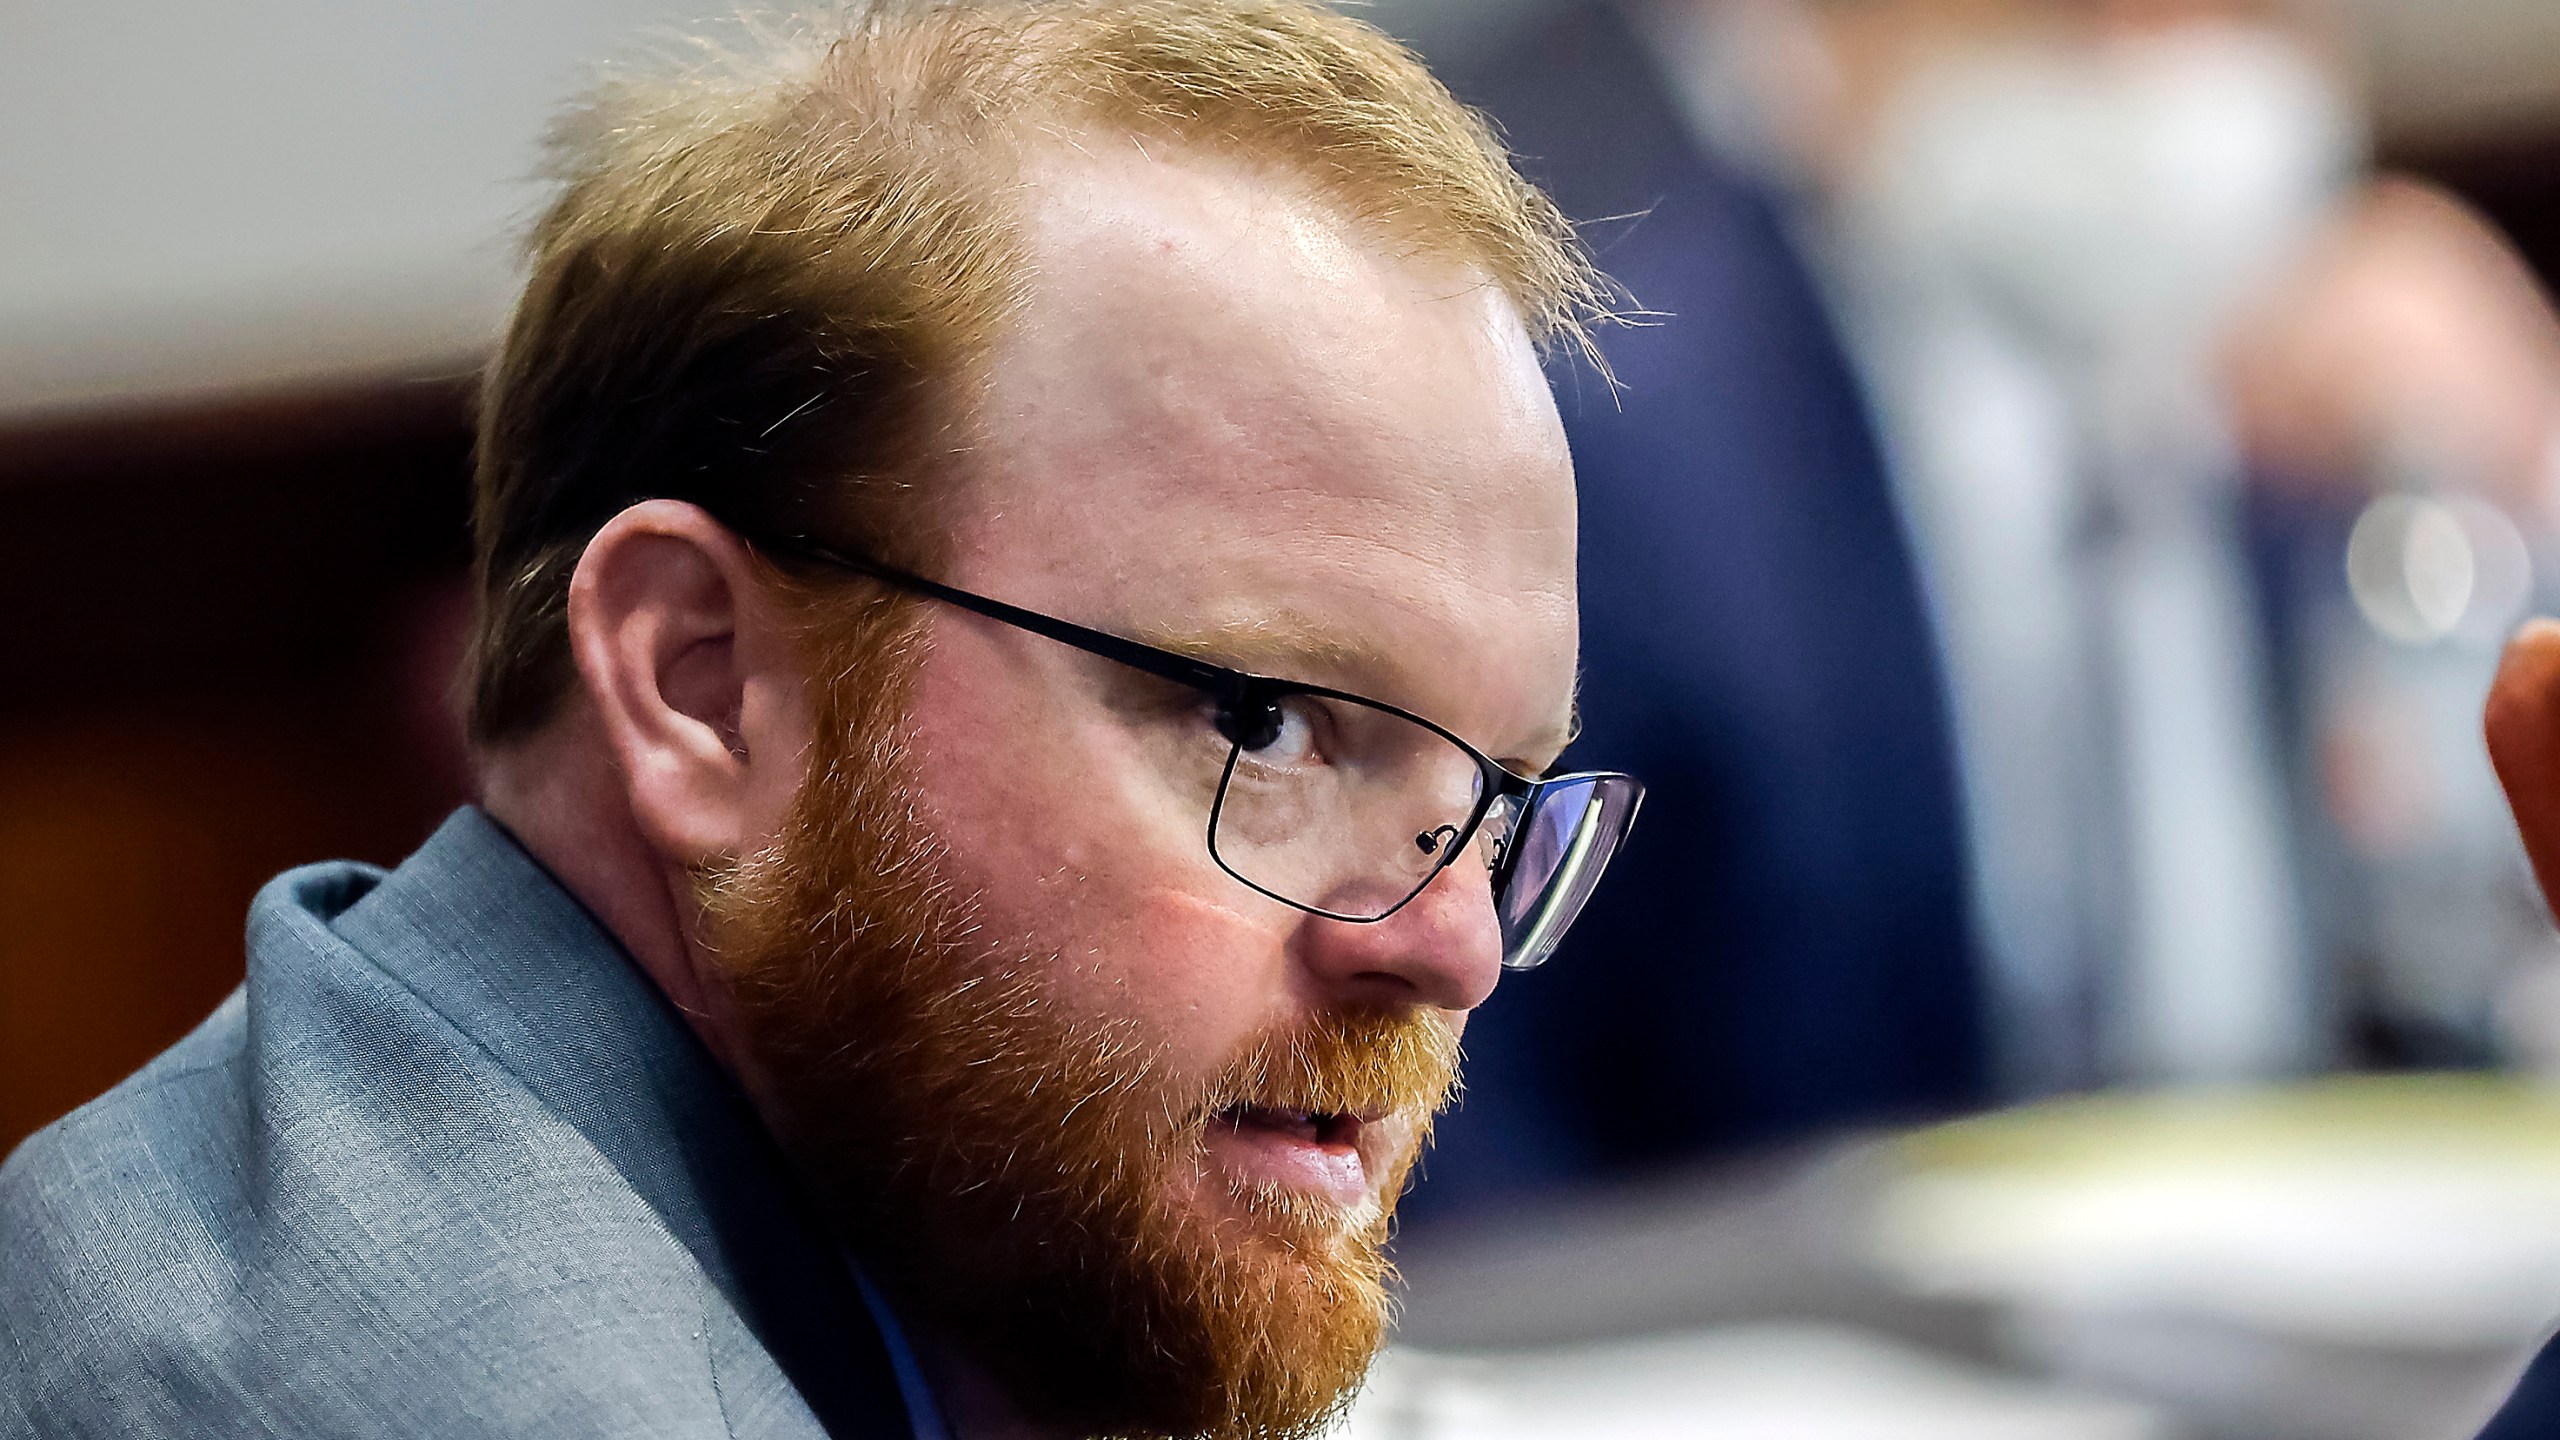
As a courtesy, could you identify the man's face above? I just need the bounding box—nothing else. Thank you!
[922,140,1580,1222]
[714,141,1578,1439]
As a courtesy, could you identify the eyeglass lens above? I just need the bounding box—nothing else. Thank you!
[1495,774,1643,971]
[1204,691,1640,968]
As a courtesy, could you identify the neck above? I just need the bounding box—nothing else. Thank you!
[474,711,761,1086]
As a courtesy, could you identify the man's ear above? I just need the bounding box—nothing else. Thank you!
[2488,618,2560,912]
[567,500,814,865]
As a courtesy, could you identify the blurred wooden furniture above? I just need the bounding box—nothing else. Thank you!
[0,378,476,1154]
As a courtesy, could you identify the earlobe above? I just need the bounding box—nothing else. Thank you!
[567,500,813,866]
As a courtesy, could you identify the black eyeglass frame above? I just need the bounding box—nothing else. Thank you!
[732,525,1627,930]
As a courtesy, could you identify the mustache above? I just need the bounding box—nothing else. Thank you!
[1189,1008,1463,1129]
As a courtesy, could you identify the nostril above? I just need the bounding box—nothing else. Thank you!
[1349,967,1427,998]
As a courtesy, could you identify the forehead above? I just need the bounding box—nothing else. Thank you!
[943,140,1579,749]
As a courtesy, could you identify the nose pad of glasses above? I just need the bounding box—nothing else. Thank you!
[1480,795,1518,872]
[1415,824,1462,858]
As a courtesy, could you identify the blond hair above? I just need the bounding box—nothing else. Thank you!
[467,0,1606,746]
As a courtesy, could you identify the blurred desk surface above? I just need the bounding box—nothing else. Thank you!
[1383,1077,2560,1440]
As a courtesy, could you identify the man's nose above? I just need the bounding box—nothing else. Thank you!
[1293,859,1504,1012]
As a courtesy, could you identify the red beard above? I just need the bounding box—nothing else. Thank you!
[701,623,1459,1440]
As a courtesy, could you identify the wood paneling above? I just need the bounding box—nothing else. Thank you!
[0,378,476,1154]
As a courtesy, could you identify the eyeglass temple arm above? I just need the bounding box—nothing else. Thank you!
[742,529,1252,703]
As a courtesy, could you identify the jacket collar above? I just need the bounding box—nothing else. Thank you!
[328,807,910,1438]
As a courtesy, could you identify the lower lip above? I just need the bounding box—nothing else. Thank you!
[1202,1112,1372,1208]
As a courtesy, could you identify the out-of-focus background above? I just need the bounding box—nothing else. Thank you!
[14,0,2560,1435]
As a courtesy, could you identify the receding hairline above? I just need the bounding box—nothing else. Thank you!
[544,0,1609,352]
[464,0,1613,748]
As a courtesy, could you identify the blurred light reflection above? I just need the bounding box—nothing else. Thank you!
[2347,493,2534,645]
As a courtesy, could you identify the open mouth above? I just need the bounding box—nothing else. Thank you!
[1213,1103,1367,1151]
[1213,1096,1372,1142]
[1200,1101,1390,1209]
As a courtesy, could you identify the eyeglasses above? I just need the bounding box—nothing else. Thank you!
[734,527,1643,971]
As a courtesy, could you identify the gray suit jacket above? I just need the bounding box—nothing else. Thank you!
[0,809,912,1438]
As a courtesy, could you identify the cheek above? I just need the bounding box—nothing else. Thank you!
[900,631,1141,906]
[1042,886,1303,1077]
[902,624,1205,876]
[901,642,1301,1072]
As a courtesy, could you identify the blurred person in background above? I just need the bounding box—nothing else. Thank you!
[1408,0,1991,1225]
[2229,176,2560,1071]
[0,4,1646,1436]
[1418,0,2560,1225]
[1821,0,2352,1090]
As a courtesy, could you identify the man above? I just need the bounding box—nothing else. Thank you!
[0,4,1640,1437]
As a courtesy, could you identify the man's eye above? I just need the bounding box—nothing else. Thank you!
[1227,697,1325,768]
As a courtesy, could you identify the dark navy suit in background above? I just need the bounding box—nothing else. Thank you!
[2483,1335,2560,1434]
[1405,2,1990,1224]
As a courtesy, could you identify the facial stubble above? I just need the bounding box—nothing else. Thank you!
[701,619,1461,1440]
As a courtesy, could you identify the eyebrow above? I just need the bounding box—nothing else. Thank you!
[1524,701,1582,775]
[1134,612,1392,688]
[1132,612,1582,773]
